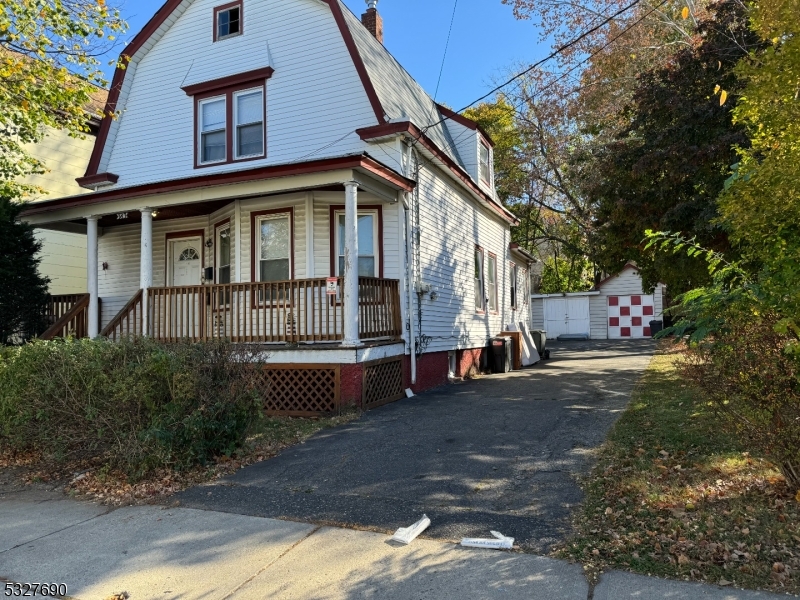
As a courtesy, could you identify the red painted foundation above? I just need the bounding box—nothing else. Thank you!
[340,363,364,407]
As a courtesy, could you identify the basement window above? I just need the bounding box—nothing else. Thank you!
[215,2,242,41]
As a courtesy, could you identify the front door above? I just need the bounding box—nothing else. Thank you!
[170,239,202,286]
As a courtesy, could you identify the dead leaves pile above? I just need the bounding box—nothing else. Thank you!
[556,444,800,593]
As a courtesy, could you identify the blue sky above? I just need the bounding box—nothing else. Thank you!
[107,0,550,110]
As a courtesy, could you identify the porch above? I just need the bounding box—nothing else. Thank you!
[99,277,402,343]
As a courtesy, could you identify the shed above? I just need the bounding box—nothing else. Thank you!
[530,265,666,340]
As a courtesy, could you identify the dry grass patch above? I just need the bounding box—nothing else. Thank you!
[553,347,800,595]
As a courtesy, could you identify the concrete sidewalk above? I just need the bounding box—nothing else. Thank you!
[0,491,789,600]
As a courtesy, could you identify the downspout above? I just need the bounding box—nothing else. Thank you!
[403,140,417,385]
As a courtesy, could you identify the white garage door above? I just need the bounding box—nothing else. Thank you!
[607,295,655,338]
[544,297,590,339]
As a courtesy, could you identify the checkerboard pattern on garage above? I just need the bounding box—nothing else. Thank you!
[608,295,655,338]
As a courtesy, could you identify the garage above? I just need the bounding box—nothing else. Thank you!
[543,296,592,339]
[530,264,666,340]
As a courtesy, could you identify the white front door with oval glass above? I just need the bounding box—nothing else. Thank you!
[170,239,202,286]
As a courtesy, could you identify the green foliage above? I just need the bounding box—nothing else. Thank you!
[0,195,49,344]
[587,0,758,294]
[717,0,800,344]
[462,96,527,204]
[0,338,264,479]
[0,0,126,198]
[539,255,594,294]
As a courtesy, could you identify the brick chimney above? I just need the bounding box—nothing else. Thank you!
[361,0,383,44]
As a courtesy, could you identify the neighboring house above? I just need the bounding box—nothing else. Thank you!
[530,264,666,340]
[20,0,534,410]
[21,91,107,295]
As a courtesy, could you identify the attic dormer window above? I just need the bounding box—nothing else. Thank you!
[479,142,491,184]
[214,2,242,41]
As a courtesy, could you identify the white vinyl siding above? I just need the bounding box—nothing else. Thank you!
[103,0,375,186]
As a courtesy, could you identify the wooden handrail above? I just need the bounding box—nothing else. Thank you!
[38,294,90,341]
[144,277,403,343]
[100,289,144,340]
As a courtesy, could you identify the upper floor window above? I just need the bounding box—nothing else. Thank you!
[195,85,265,167]
[215,2,242,41]
[479,142,491,183]
[199,96,226,164]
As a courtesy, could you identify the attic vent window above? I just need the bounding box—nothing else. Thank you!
[214,2,242,41]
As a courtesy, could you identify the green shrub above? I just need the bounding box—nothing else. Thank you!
[681,315,800,491]
[0,338,264,479]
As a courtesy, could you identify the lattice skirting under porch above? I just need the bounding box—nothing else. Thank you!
[362,357,405,409]
[257,364,341,416]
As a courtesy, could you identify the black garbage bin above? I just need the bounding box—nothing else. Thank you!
[531,329,547,358]
[490,336,512,373]
[649,320,664,337]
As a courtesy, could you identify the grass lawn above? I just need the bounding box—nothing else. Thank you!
[552,347,800,595]
[2,411,359,505]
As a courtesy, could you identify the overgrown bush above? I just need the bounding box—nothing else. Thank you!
[681,316,800,491]
[0,338,264,479]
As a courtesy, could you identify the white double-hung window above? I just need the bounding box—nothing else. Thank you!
[234,88,264,159]
[257,214,291,282]
[335,211,378,277]
[199,97,226,164]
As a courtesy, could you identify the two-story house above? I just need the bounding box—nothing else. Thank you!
[21,0,534,412]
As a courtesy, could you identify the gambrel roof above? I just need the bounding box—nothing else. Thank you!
[85,0,471,179]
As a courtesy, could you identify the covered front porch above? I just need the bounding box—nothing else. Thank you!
[30,159,412,350]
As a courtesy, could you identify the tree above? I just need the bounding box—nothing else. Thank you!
[0,0,126,198]
[586,0,758,294]
[718,0,800,341]
[0,198,49,344]
[0,1,126,342]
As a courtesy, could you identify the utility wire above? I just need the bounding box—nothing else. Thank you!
[433,0,459,103]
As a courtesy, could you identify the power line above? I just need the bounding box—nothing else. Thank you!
[433,0,459,103]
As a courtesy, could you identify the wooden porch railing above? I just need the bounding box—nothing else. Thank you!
[101,289,144,340]
[39,294,90,340]
[145,277,403,343]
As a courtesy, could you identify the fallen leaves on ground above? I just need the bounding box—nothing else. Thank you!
[1,411,359,506]
[552,347,800,595]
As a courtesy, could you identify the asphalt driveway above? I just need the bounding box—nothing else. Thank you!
[175,340,655,553]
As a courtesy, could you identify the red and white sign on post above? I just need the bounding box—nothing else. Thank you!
[326,277,339,296]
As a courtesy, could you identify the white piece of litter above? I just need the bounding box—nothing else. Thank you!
[405,388,415,398]
[390,514,431,545]
[461,530,514,550]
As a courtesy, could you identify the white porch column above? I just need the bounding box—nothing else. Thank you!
[342,181,360,346]
[140,209,153,335]
[86,216,99,339]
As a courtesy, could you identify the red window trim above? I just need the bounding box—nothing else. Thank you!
[213,1,243,43]
[164,229,206,286]
[250,207,294,283]
[475,245,485,314]
[193,82,267,169]
[487,252,499,314]
[509,261,518,310]
[213,217,232,283]
[328,204,384,278]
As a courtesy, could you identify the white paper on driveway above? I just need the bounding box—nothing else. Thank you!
[390,514,431,545]
[460,530,514,550]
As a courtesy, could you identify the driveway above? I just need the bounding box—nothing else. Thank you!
[175,340,655,553]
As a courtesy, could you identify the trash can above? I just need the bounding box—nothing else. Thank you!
[531,329,547,357]
[490,336,513,373]
[649,320,663,337]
